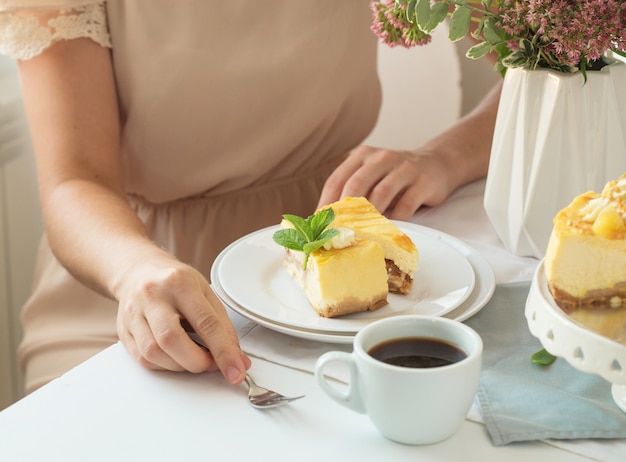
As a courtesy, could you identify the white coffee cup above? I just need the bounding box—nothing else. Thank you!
[314,315,482,445]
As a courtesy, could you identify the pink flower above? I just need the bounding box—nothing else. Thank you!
[498,0,626,68]
[368,0,626,73]
[370,0,431,48]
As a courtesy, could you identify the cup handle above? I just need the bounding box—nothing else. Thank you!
[314,351,365,414]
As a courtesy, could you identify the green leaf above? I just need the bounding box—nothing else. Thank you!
[482,18,507,43]
[502,50,529,68]
[424,2,450,33]
[472,16,485,40]
[303,239,330,255]
[448,5,471,42]
[272,228,306,251]
[467,41,492,60]
[406,0,418,22]
[309,208,335,237]
[521,39,534,58]
[282,214,313,241]
[531,348,557,366]
[302,230,339,256]
[317,228,339,242]
[494,42,511,55]
[273,207,340,270]
[415,0,432,31]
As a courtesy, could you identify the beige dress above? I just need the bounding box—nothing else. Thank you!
[0,0,381,392]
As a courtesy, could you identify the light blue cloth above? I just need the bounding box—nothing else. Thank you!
[465,282,626,446]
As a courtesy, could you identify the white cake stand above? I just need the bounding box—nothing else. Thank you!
[525,262,626,412]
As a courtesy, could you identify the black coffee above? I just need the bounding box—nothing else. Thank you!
[368,337,467,368]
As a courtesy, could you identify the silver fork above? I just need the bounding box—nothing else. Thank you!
[244,373,305,409]
[186,331,305,409]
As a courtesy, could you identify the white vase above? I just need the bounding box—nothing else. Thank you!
[484,60,626,258]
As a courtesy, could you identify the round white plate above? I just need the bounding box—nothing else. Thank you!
[217,223,474,333]
[212,223,493,343]
[439,228,495,323]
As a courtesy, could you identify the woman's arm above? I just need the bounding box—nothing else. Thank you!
[319,0,502,218]
[318,79,501,219]
[18,38,250,383]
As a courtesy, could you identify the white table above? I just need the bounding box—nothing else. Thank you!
[0,179,620,461]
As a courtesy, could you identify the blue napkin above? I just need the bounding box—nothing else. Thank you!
[465,282,626,446]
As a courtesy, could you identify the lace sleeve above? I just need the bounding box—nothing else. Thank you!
[0,2,111,60]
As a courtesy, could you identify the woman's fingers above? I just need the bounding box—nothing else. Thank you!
[116,260,250,383]
[318,145,453,220]
[118,300,213,372]
[181,288,249,384]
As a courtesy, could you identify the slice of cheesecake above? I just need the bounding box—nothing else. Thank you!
[544,174,626,313]
[274,196,417,317]
[320,197,418,294]
[283,237,389,318]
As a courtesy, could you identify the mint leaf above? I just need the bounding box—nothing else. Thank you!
[303,239,328,255]
[282,214,314,241]
[531,348,557,366]
[309,208,335,237]
[317,228,339,242]
[273,207,339,269]
[272,228,306,251]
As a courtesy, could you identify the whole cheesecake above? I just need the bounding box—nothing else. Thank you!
[544,173,626,313]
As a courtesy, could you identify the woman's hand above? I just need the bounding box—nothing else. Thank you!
[319,81,502,218]
[115,252,251,383]
[318,145,454,221]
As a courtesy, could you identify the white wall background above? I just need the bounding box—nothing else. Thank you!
[364,26,462,149]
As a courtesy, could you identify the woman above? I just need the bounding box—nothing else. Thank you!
[0,0,498,392]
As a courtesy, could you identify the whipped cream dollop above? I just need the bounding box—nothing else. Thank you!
[322,227,356,250]
[581,176,626,222]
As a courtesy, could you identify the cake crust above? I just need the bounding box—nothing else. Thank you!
[548,281,626,313]
[314,295,389,318]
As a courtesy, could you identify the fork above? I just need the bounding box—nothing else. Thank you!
[244,373,305,409]
[186,331,305,408]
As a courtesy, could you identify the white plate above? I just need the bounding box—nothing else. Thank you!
[439,229,495,323]
[217,223,475,333]
[213,223,493,343]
